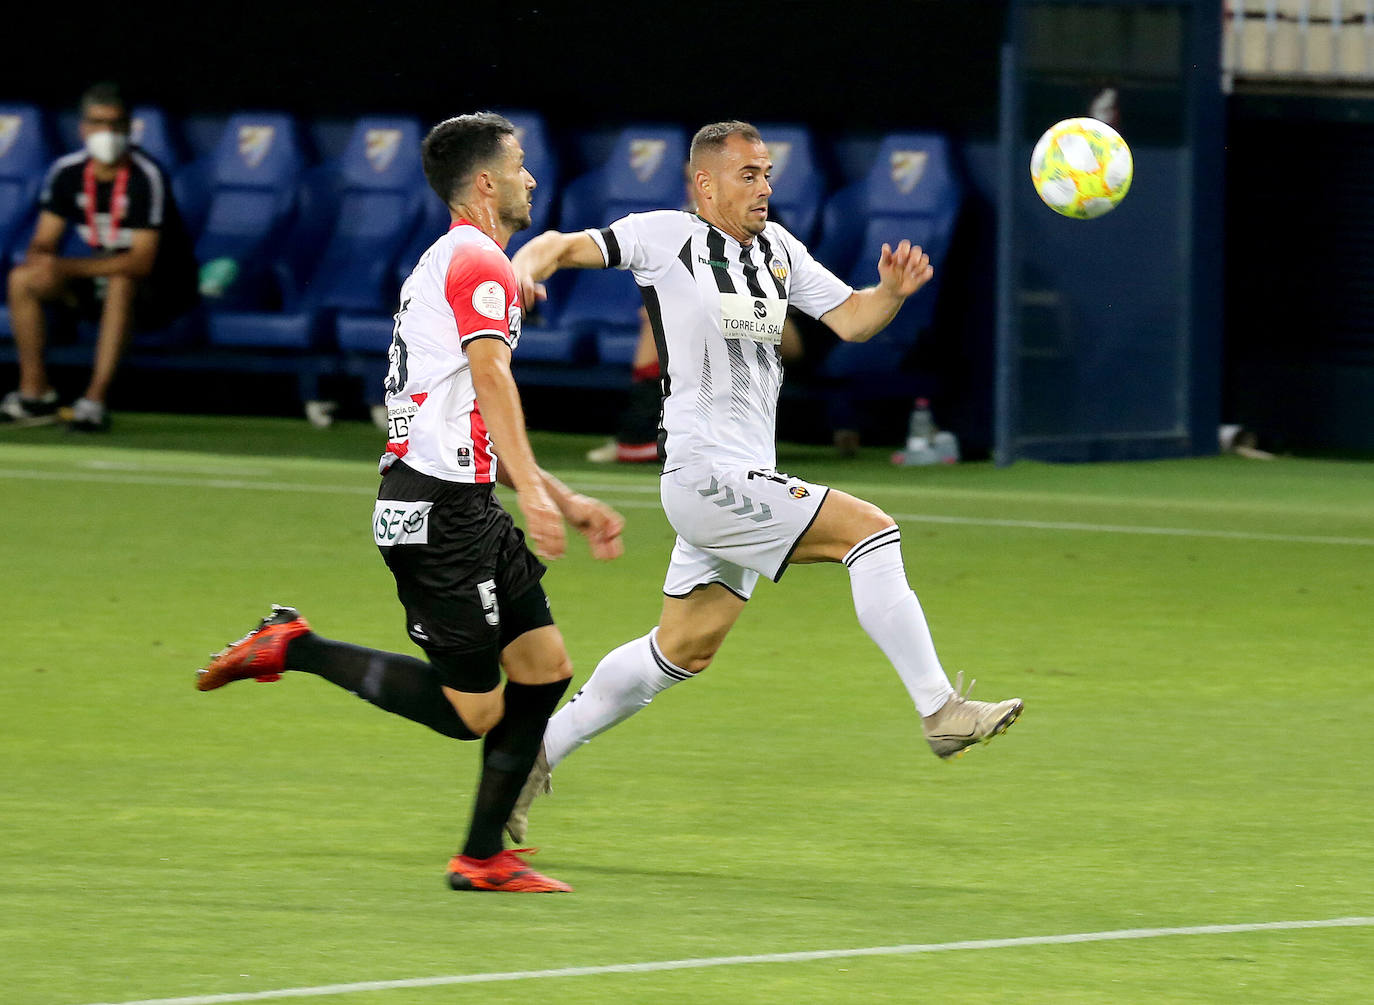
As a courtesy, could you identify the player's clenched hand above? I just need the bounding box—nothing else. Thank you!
[517,485,566,560]
[565,494,625,561]
[877,240,934,298]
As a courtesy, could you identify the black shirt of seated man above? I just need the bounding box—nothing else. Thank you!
[40,147,198,326]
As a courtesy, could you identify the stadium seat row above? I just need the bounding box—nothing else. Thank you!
[0,104,963,408]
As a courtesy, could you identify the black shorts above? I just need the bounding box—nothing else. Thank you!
[375,461,552,693]
[62,276,193,331]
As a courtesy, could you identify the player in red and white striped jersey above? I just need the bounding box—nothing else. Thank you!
[197,114,623,893]
[380,214,523,483]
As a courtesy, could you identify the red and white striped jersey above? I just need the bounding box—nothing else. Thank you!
[379,219,522,483]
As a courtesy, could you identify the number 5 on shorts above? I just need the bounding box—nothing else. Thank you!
[477,579,500,626]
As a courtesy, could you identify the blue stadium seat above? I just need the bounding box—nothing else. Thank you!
[195,112,307,312]
[0,104,52,272]
[210,116,426,352]
[129,106,183,170]
[123,107,212,242]
[393,189,450,289]
[554,124,687,363]
[310,116,426,311]
[756,123,826,245]
[819,132,963,378]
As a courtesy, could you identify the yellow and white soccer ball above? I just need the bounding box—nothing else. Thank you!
[1029,117,1133,219]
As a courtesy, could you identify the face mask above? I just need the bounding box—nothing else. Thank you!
[85,130,130,165]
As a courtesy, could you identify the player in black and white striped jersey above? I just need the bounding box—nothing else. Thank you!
[508,121,1022,839]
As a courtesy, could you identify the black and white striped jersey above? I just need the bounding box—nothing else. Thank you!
[588,210,851,471]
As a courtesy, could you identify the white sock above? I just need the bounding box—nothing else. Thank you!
[543,628,692,768]
[845,527,955,716]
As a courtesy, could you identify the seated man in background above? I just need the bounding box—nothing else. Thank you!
[2,82,197,432]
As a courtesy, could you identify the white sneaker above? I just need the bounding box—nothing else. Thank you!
[68,397,110,432]
[585,439,619,463]
[921,672,1023,759]
[0,389,60,424]
[505,746,552,844]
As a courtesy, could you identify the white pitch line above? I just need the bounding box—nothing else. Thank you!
[0,467,372,496]
[70,916,1374,1005]
[3,467,1372,547]
[889,511,1374,546]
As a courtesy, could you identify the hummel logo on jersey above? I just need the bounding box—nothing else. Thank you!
[697,476,772,522]
[698,255,730,269]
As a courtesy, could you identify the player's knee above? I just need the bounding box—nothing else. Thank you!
[458,701,503,737]
[547,650,574,683]
[445,687,504,737]
[661,637,718,674]
[8,264,44,299]
[853,500,897,541]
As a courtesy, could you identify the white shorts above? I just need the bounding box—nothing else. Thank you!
[660,462,830,600]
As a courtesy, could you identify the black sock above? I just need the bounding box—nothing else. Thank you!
[461,678,569,859]
[285,633,477,740]
[617,373,661,445]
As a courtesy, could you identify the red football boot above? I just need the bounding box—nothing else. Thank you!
[196,606,311,691]
[446,848,572,893]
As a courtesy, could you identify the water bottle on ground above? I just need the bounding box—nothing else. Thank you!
[893,398,959,466]
[893,398,938,466]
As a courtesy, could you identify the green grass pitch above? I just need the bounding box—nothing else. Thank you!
[2,415,1371,1004]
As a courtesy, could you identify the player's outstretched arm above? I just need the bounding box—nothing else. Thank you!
[820,240,934,343]
[510,231,605,310]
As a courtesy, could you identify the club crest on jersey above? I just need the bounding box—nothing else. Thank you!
[629,138,667,182]
[0,115,21,158]
[789,485,810,499]
[770,259,789,283]
[767,141,792,181]
[889,151,929,194]
[364,128,402,173]
[237,125,276,169]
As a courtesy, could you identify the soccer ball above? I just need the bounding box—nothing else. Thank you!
[1029,117,1133,219]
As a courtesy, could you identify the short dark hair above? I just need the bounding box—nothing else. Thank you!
[422,112,517,209]
[79,81,128,119]
[689,120,762,169]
